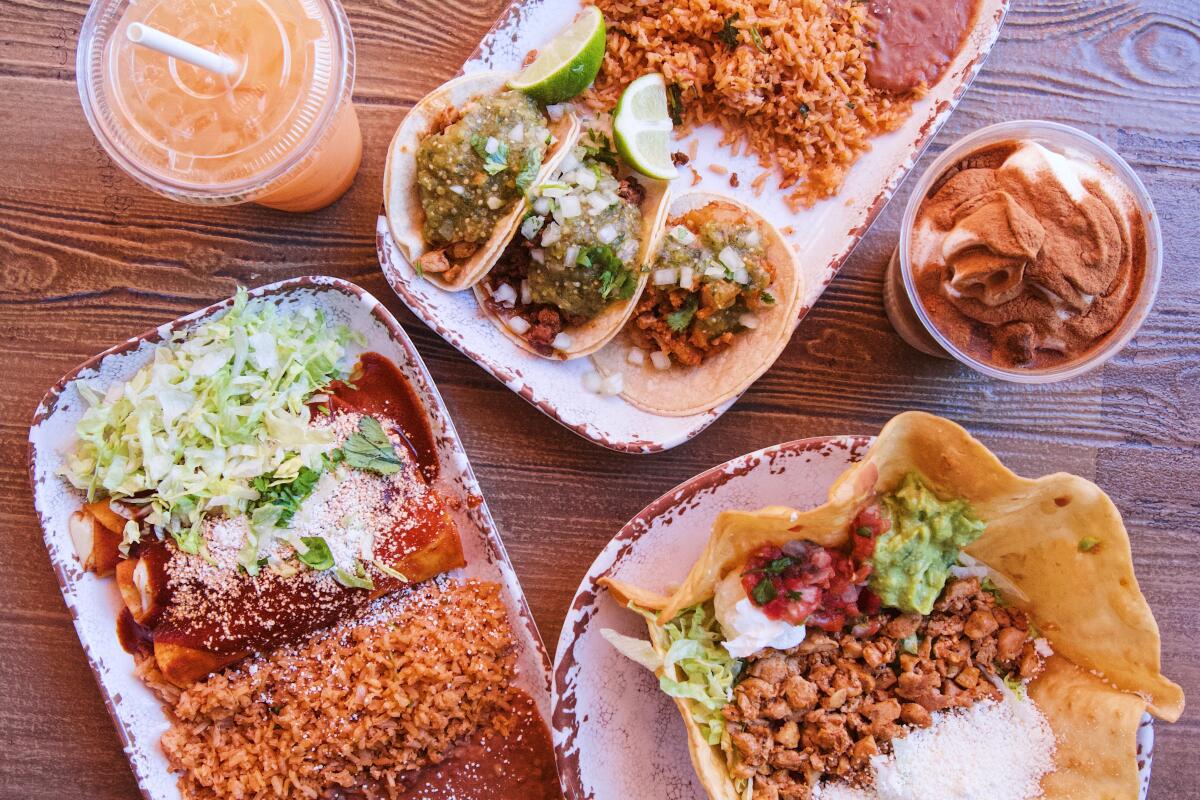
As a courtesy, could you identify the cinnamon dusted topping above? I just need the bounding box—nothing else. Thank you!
[912,139,1144,369]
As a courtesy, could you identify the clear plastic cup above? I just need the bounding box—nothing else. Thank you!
[77,0,361,212]
[885,120,1162,383]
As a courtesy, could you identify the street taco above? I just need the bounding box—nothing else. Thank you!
[590,193,801,415]
[601,412,1183,800]
[384,71,579,290]
[473,128,671,359]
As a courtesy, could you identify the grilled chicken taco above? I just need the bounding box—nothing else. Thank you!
[473,128,670,359]
[590,193,801,415]
[384,71,579,290]
[601,412,1183,800]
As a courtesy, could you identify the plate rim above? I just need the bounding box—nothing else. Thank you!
[27,275,554,800]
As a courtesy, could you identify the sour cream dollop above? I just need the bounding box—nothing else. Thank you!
[713,571,806,659]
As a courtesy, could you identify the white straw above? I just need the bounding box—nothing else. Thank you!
[125,22,238,76]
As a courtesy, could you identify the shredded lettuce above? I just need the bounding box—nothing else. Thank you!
[629,603,742,747]
[63,289,352,554]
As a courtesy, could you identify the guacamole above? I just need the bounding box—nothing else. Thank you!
[416,91,549,248]
[869,472,986,614]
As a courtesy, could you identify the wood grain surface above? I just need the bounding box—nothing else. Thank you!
[1,0,1196,797]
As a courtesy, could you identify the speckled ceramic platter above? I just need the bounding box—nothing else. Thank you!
[28,277,553,800]
[551,435,1155,800]
[376,0,1009,453]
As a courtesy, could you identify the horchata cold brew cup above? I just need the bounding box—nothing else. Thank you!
[884,120,1162,383]
[77,0,361,212]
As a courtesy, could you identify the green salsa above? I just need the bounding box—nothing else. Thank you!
[416,91,549,248]
[529,167,641,318]
[869,472,986,614]
[654,220,772,339]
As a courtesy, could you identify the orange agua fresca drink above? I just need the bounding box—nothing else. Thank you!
[77,0,361,212]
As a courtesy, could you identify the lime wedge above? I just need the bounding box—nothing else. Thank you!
[509,6,606,104]
[613,73,678,180]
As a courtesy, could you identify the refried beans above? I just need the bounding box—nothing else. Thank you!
[867,0,980,93]
[910,139,1145,369]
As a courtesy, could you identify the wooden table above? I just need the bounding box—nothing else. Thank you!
[1,0,1196,797]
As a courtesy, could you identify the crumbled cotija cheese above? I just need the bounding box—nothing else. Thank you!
[871,698,1054,799]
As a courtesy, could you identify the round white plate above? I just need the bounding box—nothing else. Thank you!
[551,435,1154,799]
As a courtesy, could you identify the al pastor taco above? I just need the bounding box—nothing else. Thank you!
[590,192,801,415]
[384,71,578,290]
[601,412,1183,800]
[473,128,670,359]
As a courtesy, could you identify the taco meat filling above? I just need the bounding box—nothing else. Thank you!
[629,210,777,367]
[415,90,551,281]
[724,576,1044,798]
[481,133,644,356]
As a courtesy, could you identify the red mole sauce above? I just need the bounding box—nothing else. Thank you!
[910,140,1144,369]
[867,0,980,93]
[394,689,563,800]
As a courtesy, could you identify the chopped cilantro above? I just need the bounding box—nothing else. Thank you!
[666,295,699,332]
[1078,536,1100,553]
[751,577,777,605]
[582,245,636,301]
[470,134,509,176]
[759,556,794,575]
[515,145,542,192]
[761,291,776,305]
[581,131,619,169]
[798,102,810,118]
[296,536,334,570]
[667,82,685,126]
[342,416,404,475]
[856,525,872,537]
[718,13,741,48]
[846,101,857,110]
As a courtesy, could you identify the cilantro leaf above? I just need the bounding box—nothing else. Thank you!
[666,296,699,332]
[582,245,636,301]
[718,14,741,48]
[751,577,777,605]
[470,134,509,176]
[342,416,404,475]
[297,536,334,570]
[581,131,619,168]
[515,145,542,192]
[761,291,776,305]
[667,83,685,126]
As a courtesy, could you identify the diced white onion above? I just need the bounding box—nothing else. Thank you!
[679,265,697,290]
[520,214,544,240]
[559,195,582,218]
[650,351,672,370]
[541,184,569,199]
[510,122,524,143]
[484,136,499,155]
[601,373,624,395]
[541,223,562,246]
[669,225,695,244]
[653,268,677,286]
[618,239,639,261]
[559,151,580,172]
[506,316,531,335]
[626,347,646,366]
[743,228,762,247]
[533,197,552,215]
[486,195,502,210]
[718,246,745,272]
[530,248,545,264]
[546,104,566,120]
[492,283,517,306]
[587,192,611,214]
[597,224,619,244]
[450,184,465,195]
[582,370,604,393]
[565,244,580,266]
[732,267,750,285]
[520,280,532,304]
[704,265,726,280]
[738,313,759,329]
[552,332,573,350]
[576,168,597,190]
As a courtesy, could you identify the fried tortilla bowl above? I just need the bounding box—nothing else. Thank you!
[383,71,579,291]
[590,192,802,416]
[603,411,1183,800]
[473,163,672,360]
